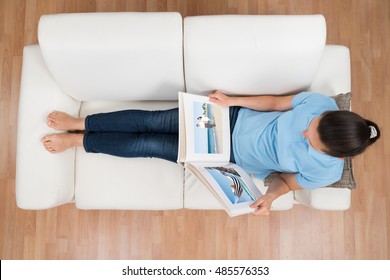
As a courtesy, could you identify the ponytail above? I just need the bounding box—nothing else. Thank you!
[366,120,380,144]
[318,111,380,157]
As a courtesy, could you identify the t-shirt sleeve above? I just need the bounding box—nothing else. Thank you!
[296,173,340,189]
[291,92,334,109]
[295,160,343,190]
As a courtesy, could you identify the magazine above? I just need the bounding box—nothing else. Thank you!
[178,92,263,217]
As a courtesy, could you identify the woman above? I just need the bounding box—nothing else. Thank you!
[41,90,380,215]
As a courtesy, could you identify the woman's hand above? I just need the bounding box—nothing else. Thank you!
[209,90,234,107]
[250,174,301,216]
[250,194,275,216]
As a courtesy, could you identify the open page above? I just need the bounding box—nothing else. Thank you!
[178,92,230,164]
[187,162,263,217]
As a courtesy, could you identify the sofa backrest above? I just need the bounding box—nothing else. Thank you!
[38,13,326,101]
[184,15,326,95]
[38,12,185,101]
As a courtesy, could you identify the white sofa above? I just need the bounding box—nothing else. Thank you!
[16,12,351,211]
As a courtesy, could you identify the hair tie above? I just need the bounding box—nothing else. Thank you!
[369,125,377,139]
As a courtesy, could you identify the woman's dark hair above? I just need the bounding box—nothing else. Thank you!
[317,110,380,157]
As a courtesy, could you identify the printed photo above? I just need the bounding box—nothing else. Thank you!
[205,167,256,204]
[193,102,223,154]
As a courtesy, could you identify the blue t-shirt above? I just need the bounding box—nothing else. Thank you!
[232,92,344,189]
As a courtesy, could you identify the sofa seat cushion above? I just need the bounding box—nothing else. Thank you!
[75,154,183,210]
[75,101,184,210]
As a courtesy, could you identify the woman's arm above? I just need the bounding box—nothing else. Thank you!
[250,173,302,216]
[209,90,294,112]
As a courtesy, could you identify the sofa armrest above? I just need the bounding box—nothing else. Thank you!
[310,45,351,95]
[303,44,352,211]
[16,45,81,209]
[294,188,351,210]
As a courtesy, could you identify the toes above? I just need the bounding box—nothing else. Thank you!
[41,134,73,154]
[43,142,55,153]
[41,135,53,143]
[47,111,59,128]
[44,144,53,152]
[47,111,58,121]
[47,118,55,128]
[47,147,56,153]
[49,111,58,117]
[41,135,57,153]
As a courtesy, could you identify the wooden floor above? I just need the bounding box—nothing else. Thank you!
[0,0,389,260]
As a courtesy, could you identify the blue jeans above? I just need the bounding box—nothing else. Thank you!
[83,107,241,163]
[84,108,179,162]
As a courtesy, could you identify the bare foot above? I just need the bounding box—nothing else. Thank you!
[47,111,85,131]
[41,133,83,153]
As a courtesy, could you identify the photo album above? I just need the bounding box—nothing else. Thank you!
[178,92,263,217]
